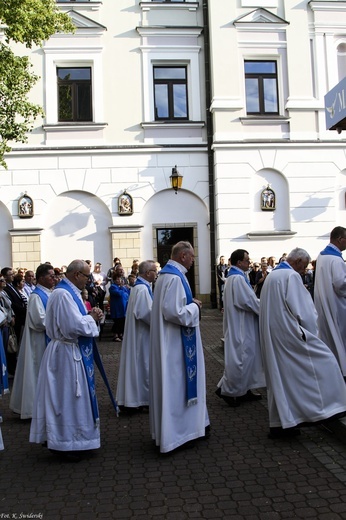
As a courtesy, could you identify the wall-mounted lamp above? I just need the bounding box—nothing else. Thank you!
[170,165,183,194]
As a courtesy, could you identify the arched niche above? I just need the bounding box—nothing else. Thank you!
[41,191,113,268]
[250,168,291,234]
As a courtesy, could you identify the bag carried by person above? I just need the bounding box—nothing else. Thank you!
[7,327,18,354]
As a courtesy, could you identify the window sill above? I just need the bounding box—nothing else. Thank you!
[240,116,290,126]
[247,230,296,240]
[43,123,107,131]
[141,121,205,129]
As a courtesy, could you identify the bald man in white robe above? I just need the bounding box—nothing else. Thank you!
[260,248,346,438]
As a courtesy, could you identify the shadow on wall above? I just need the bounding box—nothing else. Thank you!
[50,210,91,237]
[290,197,332,222]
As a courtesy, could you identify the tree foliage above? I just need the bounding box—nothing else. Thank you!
[0,0,75,168]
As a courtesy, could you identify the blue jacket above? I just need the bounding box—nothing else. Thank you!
[109,283,130,319]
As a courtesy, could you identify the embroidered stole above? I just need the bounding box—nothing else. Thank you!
[32,286,51,346]
[160,263,198,406]
[56,279,119,425]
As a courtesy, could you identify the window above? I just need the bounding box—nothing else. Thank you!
[154,66,188,120]
[57,67,92,122]
[245,61,279,115]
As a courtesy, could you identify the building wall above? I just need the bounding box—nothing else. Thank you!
[209,0,346,264]
[2,0,346,300]
[0,0,211,300]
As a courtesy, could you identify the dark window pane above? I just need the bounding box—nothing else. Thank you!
[58,85,73,121]
[244,60,278,115]
[173,84,187,117]
[245,78,260,113]
[263,78,278,112]
[57,68,91,81]
[155,84,169,118]
[77,84,92,121]
[57,66,92,122]
[153,65,188,120]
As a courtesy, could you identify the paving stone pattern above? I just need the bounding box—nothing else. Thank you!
[1,308,346,519]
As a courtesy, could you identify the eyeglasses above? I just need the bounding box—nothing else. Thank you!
[78,272,90,279]
[0,280,5,283]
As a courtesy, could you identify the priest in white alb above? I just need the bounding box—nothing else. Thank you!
[116,260,157,409]
[29,260,117,462]
[149,241,209,453]
[314,226,346,376]
[259,248,346,438]
[10,264,55,419]
[216,249,265,407]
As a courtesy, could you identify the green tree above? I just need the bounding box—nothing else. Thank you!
[0,0,75,168]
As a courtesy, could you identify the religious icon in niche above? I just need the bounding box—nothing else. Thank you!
[18,193,34,218]
[261,185,276,211]
[118,191,133,215]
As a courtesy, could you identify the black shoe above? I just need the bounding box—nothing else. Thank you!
[239,390,263,402]
[215,387,240,407]
[118,405,140,414]
[268,427,301,439]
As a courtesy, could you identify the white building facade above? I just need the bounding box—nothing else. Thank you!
[1,0,346,304]
[209,0,346,266]
[0,0,210,300]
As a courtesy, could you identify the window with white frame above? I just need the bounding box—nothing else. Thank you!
[57,67,92,122]
[153,66,188,120]
[137,25,203,137]
[244,60,279,115]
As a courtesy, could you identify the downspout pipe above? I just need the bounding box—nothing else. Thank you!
[203,0,217,308]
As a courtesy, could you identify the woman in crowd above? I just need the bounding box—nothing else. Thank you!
[109,273,130,342]
[11,274,28,344]
[254,260,269,299]
[92,262,108,311]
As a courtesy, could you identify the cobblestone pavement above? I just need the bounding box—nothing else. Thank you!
[1,308,346,519]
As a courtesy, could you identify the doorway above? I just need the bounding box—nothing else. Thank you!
[156,227,195,295]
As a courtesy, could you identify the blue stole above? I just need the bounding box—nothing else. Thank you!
[274,261,292,270]
[32,286,51,346]
[227,266,252,288]
[160,262,198,406]
[135,277,153,299]
[56,279,119,424]
[320,245,343,258]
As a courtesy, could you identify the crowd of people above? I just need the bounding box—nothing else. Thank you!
[0,227,346,457]
[217,252,314,308]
